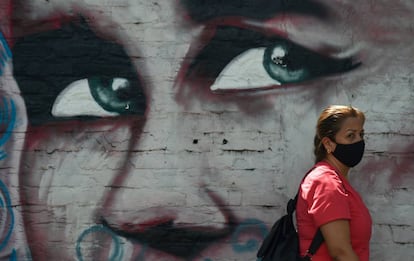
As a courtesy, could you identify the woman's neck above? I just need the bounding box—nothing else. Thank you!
[324,155,350,179]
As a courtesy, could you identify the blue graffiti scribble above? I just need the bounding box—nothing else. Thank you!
[9,249,16,261]
[0,31,12,76]
[76,225,123,261]
[231,218,268,254]
[0,179,15,252]
[0,97,16,160]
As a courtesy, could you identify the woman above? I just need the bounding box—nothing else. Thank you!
[296,105,372,261]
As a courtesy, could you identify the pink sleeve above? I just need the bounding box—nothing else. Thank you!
[305,171,351,227]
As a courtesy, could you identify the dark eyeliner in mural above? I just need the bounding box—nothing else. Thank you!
[12,20,146,125]
[186,26,360,85]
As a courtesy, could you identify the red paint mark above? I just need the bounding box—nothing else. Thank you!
[120,217,176,233]
[389,142,414,187]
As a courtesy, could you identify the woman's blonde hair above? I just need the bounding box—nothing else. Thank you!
[314,105,365,163]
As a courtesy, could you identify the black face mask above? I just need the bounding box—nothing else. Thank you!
[332,140,365,167]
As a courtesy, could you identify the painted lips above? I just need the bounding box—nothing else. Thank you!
[100,190,239,258]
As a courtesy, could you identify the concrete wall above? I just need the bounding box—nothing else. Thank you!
[0,0,413,260]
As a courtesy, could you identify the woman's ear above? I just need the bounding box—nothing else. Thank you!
[321,137,335,154]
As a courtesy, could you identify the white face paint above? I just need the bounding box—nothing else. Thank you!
[4,0,414,260]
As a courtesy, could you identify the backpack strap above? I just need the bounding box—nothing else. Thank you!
[307,229,324,255]
[292,194,324,260]
[294,166,325,259]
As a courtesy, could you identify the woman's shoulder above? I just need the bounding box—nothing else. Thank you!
[304,162,343,188]
[308,161,338,177]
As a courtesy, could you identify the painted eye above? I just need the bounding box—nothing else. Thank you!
[52,77,143,117]
[52,77,146,118]
[51,79,117,117]
[263,43,310,84]
[187,26,360,92]
[12,21,147,124]
[209,48,276,91]
[210,43,311,91]
[88,76,144,115]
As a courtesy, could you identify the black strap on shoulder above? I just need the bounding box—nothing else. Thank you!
[294,166,325,258]
[307,229,324,255]
[292,194,324,253]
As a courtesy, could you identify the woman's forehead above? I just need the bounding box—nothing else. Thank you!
[339,117,364,131]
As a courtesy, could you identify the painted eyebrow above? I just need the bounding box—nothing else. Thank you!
[179,0,329,23]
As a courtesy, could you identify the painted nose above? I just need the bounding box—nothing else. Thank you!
[101,185,237,259]
[99,177,237,258]
[97,123,238,257]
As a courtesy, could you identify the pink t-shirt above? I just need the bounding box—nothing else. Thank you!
[296,161,372,261]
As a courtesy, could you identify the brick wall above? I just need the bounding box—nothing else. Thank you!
[0,1,413,260]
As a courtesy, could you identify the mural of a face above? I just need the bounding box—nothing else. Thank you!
[1,0,413,260]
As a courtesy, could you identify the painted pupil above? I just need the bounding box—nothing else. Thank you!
[88,76,138,114]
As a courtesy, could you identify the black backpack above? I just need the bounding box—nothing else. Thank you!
[257,168,324,261]
[256,195,323,261]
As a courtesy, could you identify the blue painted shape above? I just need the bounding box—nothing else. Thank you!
[0,31,12,76]
[231,218,268,253]
[0,98,16,154]
[0,179,15,251]
[9,249,16,261]
[0,32,12,58]
[76,225,123,261]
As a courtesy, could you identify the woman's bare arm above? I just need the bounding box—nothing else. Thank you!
[320,219,360,261]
